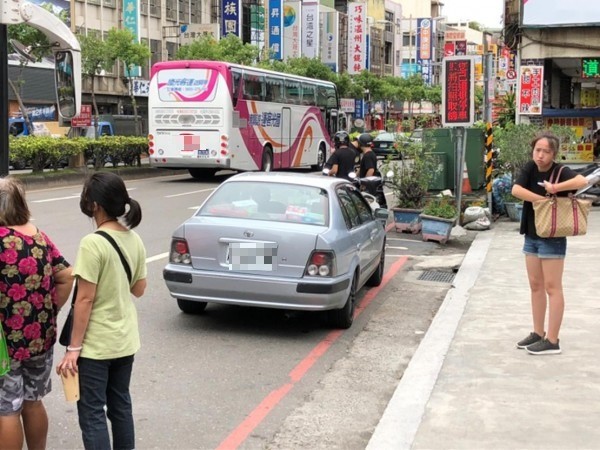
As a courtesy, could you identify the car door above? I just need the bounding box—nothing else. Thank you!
[346,187,382,282]
[336,186,374,285]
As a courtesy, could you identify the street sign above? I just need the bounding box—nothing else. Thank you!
[506,69,517,79]
[441,56,475,127]
[71,104,92,127]
[517,65,543,115]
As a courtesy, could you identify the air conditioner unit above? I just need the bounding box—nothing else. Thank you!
[150,5,161,16]
[166,9,177,21]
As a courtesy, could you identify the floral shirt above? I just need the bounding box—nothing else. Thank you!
[0,227,69,361]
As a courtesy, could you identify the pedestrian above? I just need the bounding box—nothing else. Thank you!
[511,131,587,355]
[326,131,360,180]
[0,177,73,450]
[357,133,378,178]
[56,172,147,450]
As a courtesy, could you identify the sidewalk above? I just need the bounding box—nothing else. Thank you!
[369,210,600,449]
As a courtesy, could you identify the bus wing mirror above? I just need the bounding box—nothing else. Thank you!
[55,50,81,119]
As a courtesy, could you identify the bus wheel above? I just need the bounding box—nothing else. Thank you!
[262,147,273,172]
[312,144,326,171]
[189,168,216,179]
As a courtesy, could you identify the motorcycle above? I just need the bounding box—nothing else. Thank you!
[575,165,600,205]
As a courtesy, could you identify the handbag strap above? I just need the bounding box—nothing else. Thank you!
[549,165,565,184]
[95,230,133,284]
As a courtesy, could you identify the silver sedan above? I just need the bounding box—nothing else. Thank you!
[163,172,388,329]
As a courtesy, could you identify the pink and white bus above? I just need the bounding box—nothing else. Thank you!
[147,60,341,178]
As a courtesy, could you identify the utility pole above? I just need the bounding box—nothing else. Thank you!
[1,24,9,176]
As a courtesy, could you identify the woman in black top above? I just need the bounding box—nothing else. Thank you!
[511,131,587,355]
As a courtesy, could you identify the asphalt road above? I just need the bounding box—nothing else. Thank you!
[24,171,467,449]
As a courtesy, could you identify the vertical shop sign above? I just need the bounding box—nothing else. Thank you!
[269,0,283,59]
[455,40,467,56]
[416,18,432,85]
[283,1,301,59]
[302,1,319,58]
[517,65,543,115]
[444,41,455,57]
[442,56,475,127]
[320,11,339,72]
[222,0,241,37]
[123,0,140,77]
[347,2,366,75]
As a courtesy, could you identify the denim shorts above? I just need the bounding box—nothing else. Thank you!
[523,235,567,259]
[0,350,53,415]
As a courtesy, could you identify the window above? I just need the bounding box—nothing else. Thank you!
[301,83,316,106]
[337,189,360,229]
[317,85,337,108]
[265,77,283,102]
[347,188,373,223]
[243,73,264,101]
[231,69,242,106]
[285,79,300,104]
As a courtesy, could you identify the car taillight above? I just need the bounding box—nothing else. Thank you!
[305,250,335,277]
[170,238,191,265]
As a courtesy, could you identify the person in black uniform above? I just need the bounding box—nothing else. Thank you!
[358,133,378,178]
[326,132,359,180]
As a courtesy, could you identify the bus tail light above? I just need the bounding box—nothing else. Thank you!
[220,134,229,157]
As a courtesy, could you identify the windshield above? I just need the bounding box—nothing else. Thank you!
[200,181,329,226]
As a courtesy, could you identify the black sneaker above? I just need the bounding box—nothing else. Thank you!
[526,338,561,355]
[516,332,543,349]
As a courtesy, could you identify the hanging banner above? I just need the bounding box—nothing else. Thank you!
[416,18,433,85]
[222,0,241,37]
[320,11,339,72]
[442,56,475,127]
[123,0,141,77]
[302,1,319,58]
[283,1,301,59]
[268,0,283,59]
[347,1,367,75]
[517,65,544,115]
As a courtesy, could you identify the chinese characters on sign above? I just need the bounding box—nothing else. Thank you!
[302,1,319,58]
[249,112,282,127]
[130,79,150,97]
[582,58,600,79]
[517,65,543,115]
[222,0,241,37]
[320,11,339,72]
[269,0,283,59]
[71,105,92,127]
[123,0,141,77]
[416,18,433,85]
[347,2,366,75]
[442,57,475,127]
[283,1,301,60]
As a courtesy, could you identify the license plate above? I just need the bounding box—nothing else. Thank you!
[197,149,209,158]
[226,242,277,271]
[379,143,388,148]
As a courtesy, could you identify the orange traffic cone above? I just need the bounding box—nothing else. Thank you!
[462,162,472,194]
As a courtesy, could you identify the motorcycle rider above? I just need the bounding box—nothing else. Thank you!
[326,131,360,180]
[357,133,388,208]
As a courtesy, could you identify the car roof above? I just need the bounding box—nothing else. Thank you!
[225,171,349,190]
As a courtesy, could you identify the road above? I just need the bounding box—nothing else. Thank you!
[24,171,467,449]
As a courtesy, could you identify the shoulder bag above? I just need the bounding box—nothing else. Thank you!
[59,231,132,346]
[532,165,591,238]
[0,327,10,376]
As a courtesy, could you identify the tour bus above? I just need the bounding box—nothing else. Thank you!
[147,60,341,178]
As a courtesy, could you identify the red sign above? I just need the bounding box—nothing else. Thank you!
[442,56,475,127]
[444,42,455,57]
[517,65,543,115]
[71,105,92,127]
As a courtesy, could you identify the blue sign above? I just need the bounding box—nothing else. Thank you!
[416,18,433,85]
[268,0,283,59]
[222,0,241,37]
[123,0,141,77]
[355,99,364,119]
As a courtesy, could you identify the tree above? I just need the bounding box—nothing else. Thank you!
[79,34,113,122]
[176,34,259,65]
[106,28,151,135]
[494,92,516,128]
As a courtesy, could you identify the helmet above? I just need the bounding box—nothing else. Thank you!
[334,131,351,147]
[357,133,373,147]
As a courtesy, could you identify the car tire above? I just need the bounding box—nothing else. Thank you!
[366,244,385,287]
[11,160,26,170]
[312,144,326,171]
[189,168,216,179]
[177,299,208,314]
[262,147,273,172]
[328,274,356,329]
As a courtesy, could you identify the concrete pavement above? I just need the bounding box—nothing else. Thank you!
[368,210,600,449]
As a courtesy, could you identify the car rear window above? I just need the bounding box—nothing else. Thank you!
[199,181,329,226]
[375,133,395,141]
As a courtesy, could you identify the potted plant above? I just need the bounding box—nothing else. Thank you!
[383,140,434,233]
[420,197,458,244]
[502,193,523,222]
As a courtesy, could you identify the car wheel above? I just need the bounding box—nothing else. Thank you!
[11,160,26,170]
[366,243,385,287]
[189,168,216,179]
[328,274,356,329]
[312,145,326,171]
[262,147,273,172]
[177,299,208,314]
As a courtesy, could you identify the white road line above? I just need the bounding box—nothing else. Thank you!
[387,237,421,243]
[188,206,200,210]
[32,188,136,204]
[146,252,169,263]
[165,187,215,198]
[387,246,408,250]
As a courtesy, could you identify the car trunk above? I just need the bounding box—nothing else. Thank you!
[183,216,324,278]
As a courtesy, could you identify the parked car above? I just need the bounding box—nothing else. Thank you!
[163,172,388,329]
[371,132,404,160]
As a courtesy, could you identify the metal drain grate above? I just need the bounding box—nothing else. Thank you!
[417,270,456,283]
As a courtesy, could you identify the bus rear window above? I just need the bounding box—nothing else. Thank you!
[157,68,219,102]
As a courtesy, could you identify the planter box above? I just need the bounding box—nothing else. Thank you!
[420,214,457,244]
[505,202,523,222]
[392,208,422,233]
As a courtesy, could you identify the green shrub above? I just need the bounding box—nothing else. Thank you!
[422,197,457,219]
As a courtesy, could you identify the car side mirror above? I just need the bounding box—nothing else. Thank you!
[374,208,389,220]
